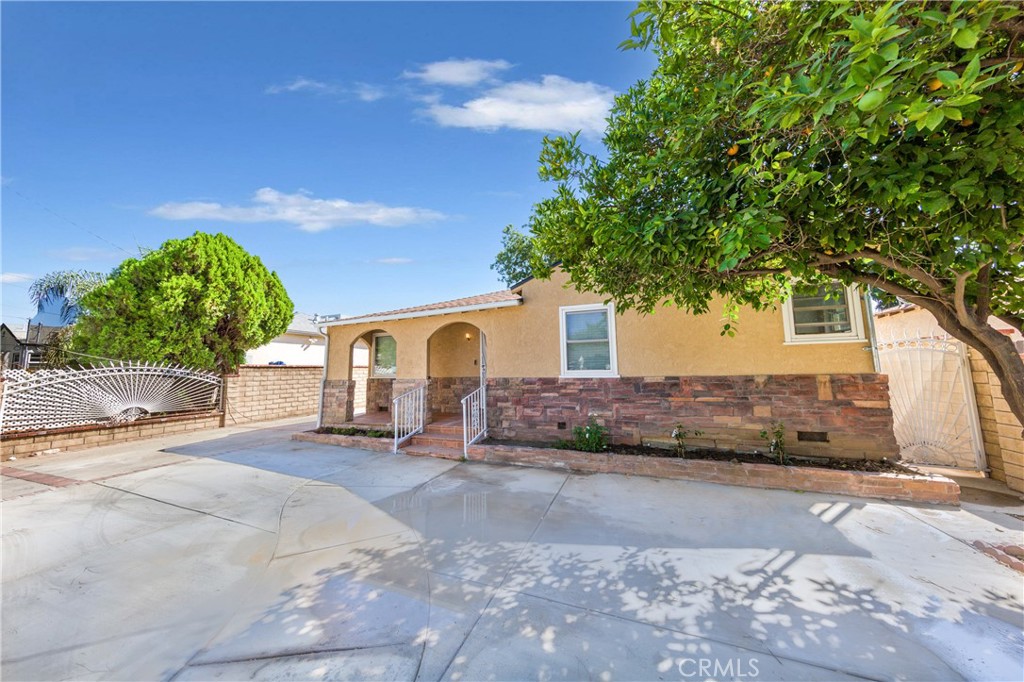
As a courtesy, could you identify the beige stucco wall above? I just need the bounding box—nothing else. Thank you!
[327,270,874,381]
[427,322,480,377]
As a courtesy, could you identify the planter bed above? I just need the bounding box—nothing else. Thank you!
[293,430,394,453]
[466,442,959,505]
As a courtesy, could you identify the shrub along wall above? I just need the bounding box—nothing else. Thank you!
[486,374,899,461]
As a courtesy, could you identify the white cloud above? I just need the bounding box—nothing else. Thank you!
[1,272,34,284]
[150,188,446,232]
[354,83,386,102]
[403,58,512,87]
[265,77,342,95]
[374,257,413,265]
[265,78,386,102]
[423,75,614,136]
[47,246,121,262]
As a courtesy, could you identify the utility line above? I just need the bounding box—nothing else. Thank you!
[8,187,136,258]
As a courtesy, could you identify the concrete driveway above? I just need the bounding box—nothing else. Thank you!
[2,418,1022,681]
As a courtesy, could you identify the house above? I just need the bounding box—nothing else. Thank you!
[318,269,898,460]
[874,304,1024,492]
[1,322,62,369]
[246,312,364,367]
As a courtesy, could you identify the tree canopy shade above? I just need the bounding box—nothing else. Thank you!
[74,232,293,373]
[514,0,1024,428]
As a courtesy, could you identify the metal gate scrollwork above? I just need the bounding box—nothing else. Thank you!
[0,363,222,434]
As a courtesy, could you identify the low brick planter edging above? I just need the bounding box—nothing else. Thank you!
[291,432,959,505]
[293,431,394,452]
[466,443,960,506]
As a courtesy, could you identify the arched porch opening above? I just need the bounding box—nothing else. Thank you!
[350,328,396,425]
[426,321,485,418]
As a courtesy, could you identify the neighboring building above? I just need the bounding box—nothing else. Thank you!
[875,305,1024,493]
[1,323,62,369]
[246,313,333,366]
[319,269,897,460]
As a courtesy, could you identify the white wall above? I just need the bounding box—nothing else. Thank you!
[246,333,326,366]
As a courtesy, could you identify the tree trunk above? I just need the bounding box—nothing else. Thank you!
[844,272,1024,436]
[904,293,1024,436]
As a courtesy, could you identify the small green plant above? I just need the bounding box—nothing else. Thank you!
[759,421,787,465]
[571,417,609,453]
[318,426,393,438]
[671,424,704,456]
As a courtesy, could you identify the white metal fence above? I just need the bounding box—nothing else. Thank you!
[461,385,487,457]
[876,332,985,470]
[392,385,425,453]
[0,363,222,434]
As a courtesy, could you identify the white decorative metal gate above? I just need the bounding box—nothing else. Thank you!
[876,333,985,469]
[0,363,222,434]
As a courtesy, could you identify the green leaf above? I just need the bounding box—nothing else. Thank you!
[857,89,885,111]
[923,108,945,130]
[877,42,899,61]
[961,55,981,86]
[953,27,978,49]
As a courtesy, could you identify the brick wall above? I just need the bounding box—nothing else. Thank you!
[465,442,958,505]
[969,349,1024,492]
[222,365,322,425]
[366,378,394,413]
[428,377,480,416]
[1,412,223,459]
[486,374,899,461]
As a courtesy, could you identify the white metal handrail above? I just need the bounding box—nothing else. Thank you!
[393,385,425,453]
[461,385,487,457]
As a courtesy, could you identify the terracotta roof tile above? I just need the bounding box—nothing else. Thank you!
[345,290,521,322]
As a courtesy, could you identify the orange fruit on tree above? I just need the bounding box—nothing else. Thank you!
[726,143,740,156]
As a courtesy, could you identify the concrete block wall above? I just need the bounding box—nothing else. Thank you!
[352,366,368,414]
[0,412,223,459]
[222,365,322,425]
[969,348,1024,492]
[486,374,899,461]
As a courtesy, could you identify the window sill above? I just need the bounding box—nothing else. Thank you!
[782,337,866,346]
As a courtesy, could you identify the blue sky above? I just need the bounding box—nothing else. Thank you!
[1,1,655,328]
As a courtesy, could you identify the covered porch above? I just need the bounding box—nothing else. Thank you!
[318,290,522,452]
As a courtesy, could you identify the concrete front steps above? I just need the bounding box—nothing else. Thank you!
[400,415,464,461]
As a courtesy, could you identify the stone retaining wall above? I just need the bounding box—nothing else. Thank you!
[487,374,899,460]
[223,365,321,425]
[466,443,959,505]
[1,412,223,459]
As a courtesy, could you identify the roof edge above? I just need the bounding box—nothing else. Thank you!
[319,297,523,328]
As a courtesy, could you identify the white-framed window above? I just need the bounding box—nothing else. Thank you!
[371,333,397,377]
[560,303,618,378]
[783,283,865,344]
